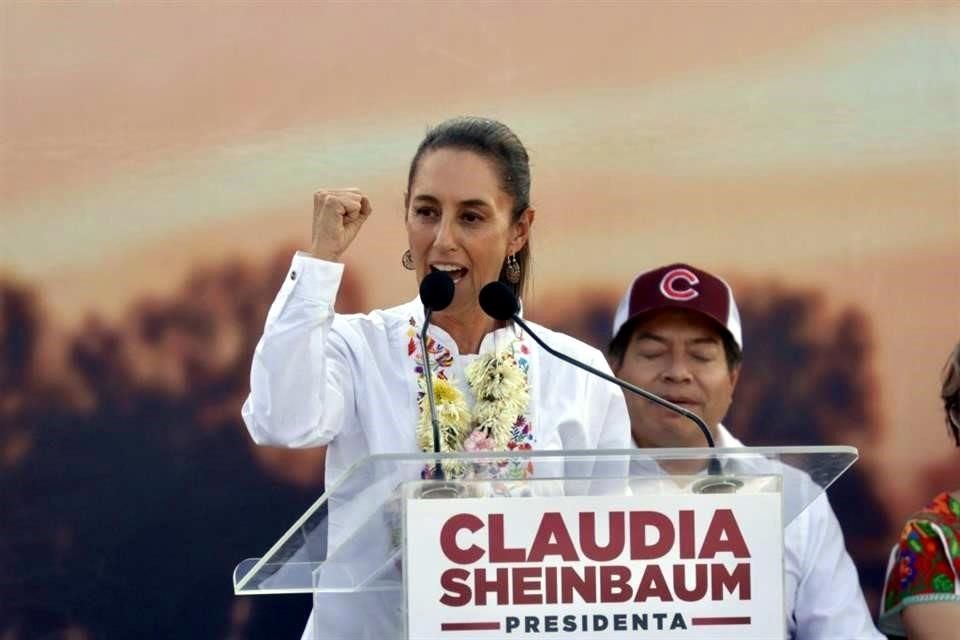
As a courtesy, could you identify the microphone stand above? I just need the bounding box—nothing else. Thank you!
[419,308,444,480]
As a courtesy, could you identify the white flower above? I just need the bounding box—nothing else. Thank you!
[467,352,530,450]
[468,352,528,402]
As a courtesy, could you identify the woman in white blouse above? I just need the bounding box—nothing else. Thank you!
[241,117,630,639]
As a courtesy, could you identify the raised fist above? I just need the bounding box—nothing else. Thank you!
[310,189,372,261]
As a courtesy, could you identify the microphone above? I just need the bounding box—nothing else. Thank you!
[479,281,737,489]
[418,271,455,479]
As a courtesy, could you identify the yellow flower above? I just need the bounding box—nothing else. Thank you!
[416,376,471,457]
[433,378,460,404]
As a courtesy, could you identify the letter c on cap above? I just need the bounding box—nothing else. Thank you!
[659,268,700,301]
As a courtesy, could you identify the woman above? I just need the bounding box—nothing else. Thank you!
[241,117,630,639]
[879,340,960,638]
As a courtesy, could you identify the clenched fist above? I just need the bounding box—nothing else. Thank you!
[310,189,373,261]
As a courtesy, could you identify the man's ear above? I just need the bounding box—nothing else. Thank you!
[507,207,535,255]
[729,363,742,393]
[608,353,619,375]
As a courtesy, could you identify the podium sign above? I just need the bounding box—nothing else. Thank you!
[234,447,861,639]
[405,493,784,640]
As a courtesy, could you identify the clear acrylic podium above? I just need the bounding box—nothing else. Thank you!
[234,446,857,639]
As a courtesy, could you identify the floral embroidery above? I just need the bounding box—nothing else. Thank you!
[883,492,960,614]
[407,318,454,379]
[407,316,534,481]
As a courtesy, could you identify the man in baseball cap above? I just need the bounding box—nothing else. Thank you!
[609,263,743,451]
[609,263,883,640]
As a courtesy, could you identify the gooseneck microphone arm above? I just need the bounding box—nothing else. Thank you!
[417,271,456,480]
[511,314,716,447]
[479,281,723,477]
[419,310,442,477]
[513,314,723,477]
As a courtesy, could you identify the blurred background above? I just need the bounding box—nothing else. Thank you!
[2,2,958,638]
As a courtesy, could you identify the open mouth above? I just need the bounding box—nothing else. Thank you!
[430,264,468,284]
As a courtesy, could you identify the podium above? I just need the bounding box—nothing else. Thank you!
[234,446,857,639]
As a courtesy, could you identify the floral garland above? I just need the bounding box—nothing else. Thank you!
[407,318,533,479]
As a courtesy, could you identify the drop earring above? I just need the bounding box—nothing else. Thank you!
[505,254,521,284]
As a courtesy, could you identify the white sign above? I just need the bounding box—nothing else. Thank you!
[404,493,783,639]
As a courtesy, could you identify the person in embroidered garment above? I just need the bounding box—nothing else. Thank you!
[879,340,960,638]
[607,263,884,640]
[241,117,630,639]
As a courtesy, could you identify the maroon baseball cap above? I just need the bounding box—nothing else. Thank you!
[611,263,743,349]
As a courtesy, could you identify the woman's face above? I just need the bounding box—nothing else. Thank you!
[406,148,532,316]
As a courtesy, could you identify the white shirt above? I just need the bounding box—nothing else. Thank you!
[712,426,882,640]
[241,253,632,639]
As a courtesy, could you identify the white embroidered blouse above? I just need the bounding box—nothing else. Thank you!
[241,253,632,640]
[241,251,631,491]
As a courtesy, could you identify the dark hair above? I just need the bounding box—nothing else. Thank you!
[406,116,532,298]
[607,315,744,373]
[943,340,960,447]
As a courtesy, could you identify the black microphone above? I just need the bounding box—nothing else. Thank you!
[418,271,456,479]
[479,281,735,488]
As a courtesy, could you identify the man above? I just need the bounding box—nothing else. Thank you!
[609,263,883,640]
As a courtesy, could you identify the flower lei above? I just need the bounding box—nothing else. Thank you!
[408,318,533,478]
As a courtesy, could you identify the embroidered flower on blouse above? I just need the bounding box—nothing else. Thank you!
[883,493,960,617]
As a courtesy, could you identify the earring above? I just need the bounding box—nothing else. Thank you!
[401,249,415,270]
[505,254,521,284]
